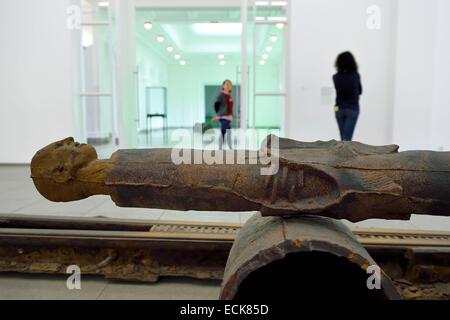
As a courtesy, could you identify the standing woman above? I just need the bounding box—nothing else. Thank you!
[213,79,234,149]
[333,52,362,141]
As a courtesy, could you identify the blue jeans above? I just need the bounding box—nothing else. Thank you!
[335,107,359,141]
[219,119,232,149]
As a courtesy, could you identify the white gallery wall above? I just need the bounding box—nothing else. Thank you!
[393,0,450,151]
[392,0,437,150]
[0,0,77,163]
[286,0,450,150]
[286,0,397,145]
[0,0,449,163]
[430,0,450,152]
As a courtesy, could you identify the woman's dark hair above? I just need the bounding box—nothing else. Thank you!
[335,52,358,73]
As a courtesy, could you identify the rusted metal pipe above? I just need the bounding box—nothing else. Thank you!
[220,213,401,300]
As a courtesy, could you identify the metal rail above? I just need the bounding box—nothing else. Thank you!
[0,214,449,248]
[0,214,448,299]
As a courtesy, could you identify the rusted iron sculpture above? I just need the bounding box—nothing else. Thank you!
[31,136,450,223]
[220,213,401,300]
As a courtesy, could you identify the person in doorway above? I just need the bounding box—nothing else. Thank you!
[213,79,234,149]
[333,51,362,141]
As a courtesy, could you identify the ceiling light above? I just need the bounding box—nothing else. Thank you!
[260,60,266,65]
[218,54,225,60]
[193,23,242,35]
[270,34,278,42]
[268,17,287,22]
[174,54,181,60]
[144,21,153,30]
[256,17,266,21]
[276,23,285,29]
[180,60,187,66]
[82,28,94,48]
[271,1,287,6]
[156,35,165,43]
[98,2,109,7]
[166,46,174,52]
[256,1,269,5]
[265,45,273,52]
[262,53,269,60]
[220,60,226,66]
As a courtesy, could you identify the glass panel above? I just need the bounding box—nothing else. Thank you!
[248,0,288,129]
[75,0,117,154]
[80,95,114,158]
[254,95,284,130]
[254,1,288,22]
[81,24,112,94]
[134,7,243,148]
[81,2,113,93]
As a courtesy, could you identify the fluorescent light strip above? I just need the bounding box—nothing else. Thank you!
[255,1,287,6]
[271,1,287,6]
[268,16,287,22]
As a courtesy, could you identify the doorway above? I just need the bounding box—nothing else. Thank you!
[72,1,291,151]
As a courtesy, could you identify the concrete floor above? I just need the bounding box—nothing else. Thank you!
[0,164,449,299]
[0,273,221,300]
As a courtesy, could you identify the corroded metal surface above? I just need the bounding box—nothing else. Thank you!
[0,224,233,282]
[0,215,448,299]
[220,213,401,300]
[31,136,450,222]
[0,245,227,282]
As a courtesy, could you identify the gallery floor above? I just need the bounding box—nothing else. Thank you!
[0,273,221,300]
[1,165,450,299]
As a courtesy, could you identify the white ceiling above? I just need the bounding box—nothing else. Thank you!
[136,8,285,66]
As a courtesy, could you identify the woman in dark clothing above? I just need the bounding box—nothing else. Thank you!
[333,51,362,141]
[213,80,234,150]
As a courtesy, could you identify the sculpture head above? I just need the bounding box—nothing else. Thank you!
[31,137,99,201]
[31,137,97,183]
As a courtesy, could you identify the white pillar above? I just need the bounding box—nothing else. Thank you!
[430,0,450,151]
[114,0,137,148]
[240,0,248,130]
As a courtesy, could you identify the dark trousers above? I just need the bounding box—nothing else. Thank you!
[219,119,232,149]
[335,107,359,141]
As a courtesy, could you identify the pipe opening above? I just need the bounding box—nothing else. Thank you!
[233,251,387,300]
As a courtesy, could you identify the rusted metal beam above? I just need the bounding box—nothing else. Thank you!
[0,228,233,282]
[2,214,449,247]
